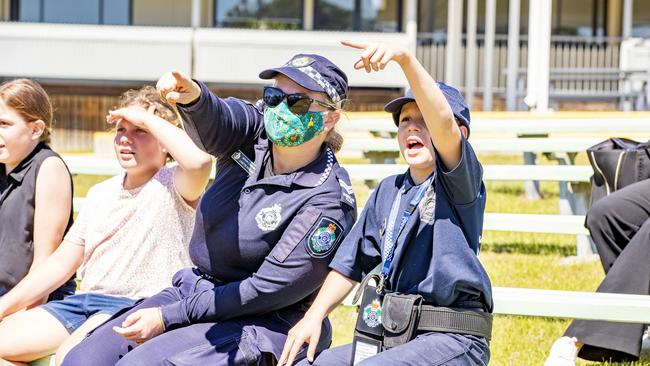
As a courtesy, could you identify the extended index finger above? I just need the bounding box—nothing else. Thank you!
[341,40,369,50]
[171,70,191,87]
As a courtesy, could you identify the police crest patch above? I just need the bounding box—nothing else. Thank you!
[255,204,282,231]
[306,216,343,258]
[288,56,314,68]
[362,299,382,328]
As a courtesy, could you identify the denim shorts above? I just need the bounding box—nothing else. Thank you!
[40,293,137,333]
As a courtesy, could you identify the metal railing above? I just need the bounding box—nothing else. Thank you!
[416,33,623,95]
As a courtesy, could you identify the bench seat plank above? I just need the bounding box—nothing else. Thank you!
[342,117,650,136]
[493,287,650,323]
[341,164,593,182]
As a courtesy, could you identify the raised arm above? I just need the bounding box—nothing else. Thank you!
[156,70,263,158]
[107,106,212,206]
[341,41,463,170]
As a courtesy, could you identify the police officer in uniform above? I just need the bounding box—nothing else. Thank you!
[63,54,357,366]
[279,41,492,366]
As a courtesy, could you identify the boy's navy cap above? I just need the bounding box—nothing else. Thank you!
[259,54,348,104]
[384,82,471,133]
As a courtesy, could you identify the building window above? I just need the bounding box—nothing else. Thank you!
[552,0,606,37]
[633,0,650,37]
[314,0,402,32]
[214,0,303,30]
[418,0,446,36]
[10,0,130,25]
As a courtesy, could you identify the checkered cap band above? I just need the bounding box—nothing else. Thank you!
[287,63,341,104]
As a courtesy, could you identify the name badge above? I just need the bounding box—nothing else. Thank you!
[351,336,382,365]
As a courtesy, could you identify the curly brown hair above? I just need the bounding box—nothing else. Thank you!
[118,85,180,127]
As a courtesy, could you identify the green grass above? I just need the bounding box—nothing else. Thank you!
[70,153,648,365]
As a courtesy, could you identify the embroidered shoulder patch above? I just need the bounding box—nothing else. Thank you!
[305,216,343,258]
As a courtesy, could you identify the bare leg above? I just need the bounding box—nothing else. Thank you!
[0,308,68,363]
[0,359,27,366]
[55,313,111,366]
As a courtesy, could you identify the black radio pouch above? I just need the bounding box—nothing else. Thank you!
[381,292,423,349]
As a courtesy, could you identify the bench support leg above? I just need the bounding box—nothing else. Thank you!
[569,182,597,257]
[523,152,542,199]
[552,152,597,257]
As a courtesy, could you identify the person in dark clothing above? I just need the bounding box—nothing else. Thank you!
[62,54,357,366]
[545,178,650,364]
[279,41,491,366]
[0,78,76,304]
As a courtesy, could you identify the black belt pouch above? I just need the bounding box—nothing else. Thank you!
[381,292,423,349]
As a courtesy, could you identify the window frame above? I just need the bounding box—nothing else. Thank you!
[9,0,132,25]
[313,0,403,32]
[213,0,304,30]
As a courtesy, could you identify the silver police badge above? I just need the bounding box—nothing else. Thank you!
[288,56,314,68]
[418,186,436,225]
[255,204,282,231]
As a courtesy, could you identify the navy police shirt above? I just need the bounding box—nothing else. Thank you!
[330,138,492,311]
[161,82,357,329]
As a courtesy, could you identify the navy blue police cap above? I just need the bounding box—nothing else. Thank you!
[384,82,471,134]
[259,54,348,105]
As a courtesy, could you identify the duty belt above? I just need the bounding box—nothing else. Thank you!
[416,305,493,340]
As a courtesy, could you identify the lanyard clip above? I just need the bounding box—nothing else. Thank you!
[376,274,386,294]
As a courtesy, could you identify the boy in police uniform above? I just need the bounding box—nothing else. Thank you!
[279,41,492,366]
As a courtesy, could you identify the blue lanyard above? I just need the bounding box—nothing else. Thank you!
[378,174,433,293]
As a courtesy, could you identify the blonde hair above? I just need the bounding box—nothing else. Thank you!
[118,85,180,127]
[323,95,345,154]
[0,79,54,145]
[325,129,344,153]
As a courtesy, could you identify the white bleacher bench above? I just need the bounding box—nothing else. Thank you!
[67,158,650,340]
[338,141,596,257]
[340,137,605,160]
[340,287,650,325]
[63,156,594,183]
[341,163,593,183]
[66,158,593,253]
[29,289,650,366]
[492,287,650,323]
[71,197,588,236]
[340,115,650,138]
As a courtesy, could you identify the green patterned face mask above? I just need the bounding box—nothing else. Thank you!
[263,102,325,147]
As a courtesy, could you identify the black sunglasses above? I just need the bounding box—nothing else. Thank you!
[263,86,336,115]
